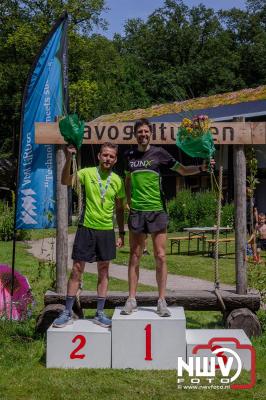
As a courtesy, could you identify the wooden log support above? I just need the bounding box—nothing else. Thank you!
[56,145,68,293]
[35,304,79,334]
[44,290,260,312]
[225,308,262,338]
[233,117,247,294]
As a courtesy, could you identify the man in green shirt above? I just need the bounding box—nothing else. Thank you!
[121,118,212,317]
[53,142,125,328]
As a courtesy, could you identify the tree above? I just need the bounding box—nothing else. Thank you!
[0,0,107,160]
[1,0,266,181]
[69,80,100,120]
[219,1,266,87]
[115,0,250,104]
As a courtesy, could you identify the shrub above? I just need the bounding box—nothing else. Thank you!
[221,202,234,227]
[195,190,217,227]
[248,263,266,332]
[168,189,196,231]
[0,200,31,241]
[167,190,234,232]
[257,310,266,333]
[0,201,13,240]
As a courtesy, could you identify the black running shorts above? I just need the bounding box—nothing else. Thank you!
[128,210,168,234]
[72,226,116,262]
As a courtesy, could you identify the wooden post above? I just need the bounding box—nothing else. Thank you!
[233,117,247,294]
[56,145,68,293]
[227,145,234,202]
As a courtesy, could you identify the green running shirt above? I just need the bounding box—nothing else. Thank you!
[78,167,125,230]
[125,146,179,211]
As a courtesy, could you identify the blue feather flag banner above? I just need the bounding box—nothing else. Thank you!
[16,14,68,229]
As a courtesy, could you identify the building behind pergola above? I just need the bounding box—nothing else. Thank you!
[85,85,266,210]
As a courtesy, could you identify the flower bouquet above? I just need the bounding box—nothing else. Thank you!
[59,113,85,150]
[176,115,215,160]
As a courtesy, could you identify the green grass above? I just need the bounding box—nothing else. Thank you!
[0,239,266,399]
[114,233,237,285]
[0,311,266,400]
[0,241,153,308]
[24,228,240,285]
[26,226,77,240]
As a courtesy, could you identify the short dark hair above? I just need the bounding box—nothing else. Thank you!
[99,142,118,154]
[134,118,152,134]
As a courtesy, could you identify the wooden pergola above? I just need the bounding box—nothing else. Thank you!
[35,119,265,335]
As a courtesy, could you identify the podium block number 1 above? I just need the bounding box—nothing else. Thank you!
[145,324,152,361]
[70,335,86,359]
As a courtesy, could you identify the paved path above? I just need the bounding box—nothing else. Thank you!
[27,235,235,291]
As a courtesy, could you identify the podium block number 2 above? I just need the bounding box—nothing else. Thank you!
[145,324,152,361]
[70,335,86,359]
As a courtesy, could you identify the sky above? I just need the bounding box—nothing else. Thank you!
[93,0,248,38]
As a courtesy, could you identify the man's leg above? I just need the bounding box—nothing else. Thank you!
[97,261,109,296]
[128,231,146,298]
[143,234,150,255]
[151,230,171,317]
[151,231,167,299]
[93,261,112,327]
[53,260,85,327]
[121,231,146,314]
[250,237,258,262]
[96,260,109,312]
[67,260,86,296]
[256,244,263,263]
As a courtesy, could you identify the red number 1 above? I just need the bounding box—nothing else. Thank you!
[70,335,86,359]
[145,324,152,361]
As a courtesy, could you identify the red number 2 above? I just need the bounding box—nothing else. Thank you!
[145,324,152,361]
[70,335,86,359]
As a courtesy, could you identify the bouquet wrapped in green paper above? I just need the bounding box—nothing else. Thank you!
[59,114,85,195]
[59,113,85,150]
[176,115,215,160]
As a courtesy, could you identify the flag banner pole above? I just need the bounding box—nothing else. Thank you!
[11,12,68,298]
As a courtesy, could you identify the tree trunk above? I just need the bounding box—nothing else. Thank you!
[44,290,261,312]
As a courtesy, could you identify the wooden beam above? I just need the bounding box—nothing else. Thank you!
[233,117,247,295]
[35,121,266,145]
[44,290,260,312]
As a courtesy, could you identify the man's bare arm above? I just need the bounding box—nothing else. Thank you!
[125,174,131,207]
[174,164,203,176]
[254,207,258,224]
[172,159,215,176]
[61,146,76,186]
[115,197,125,233]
